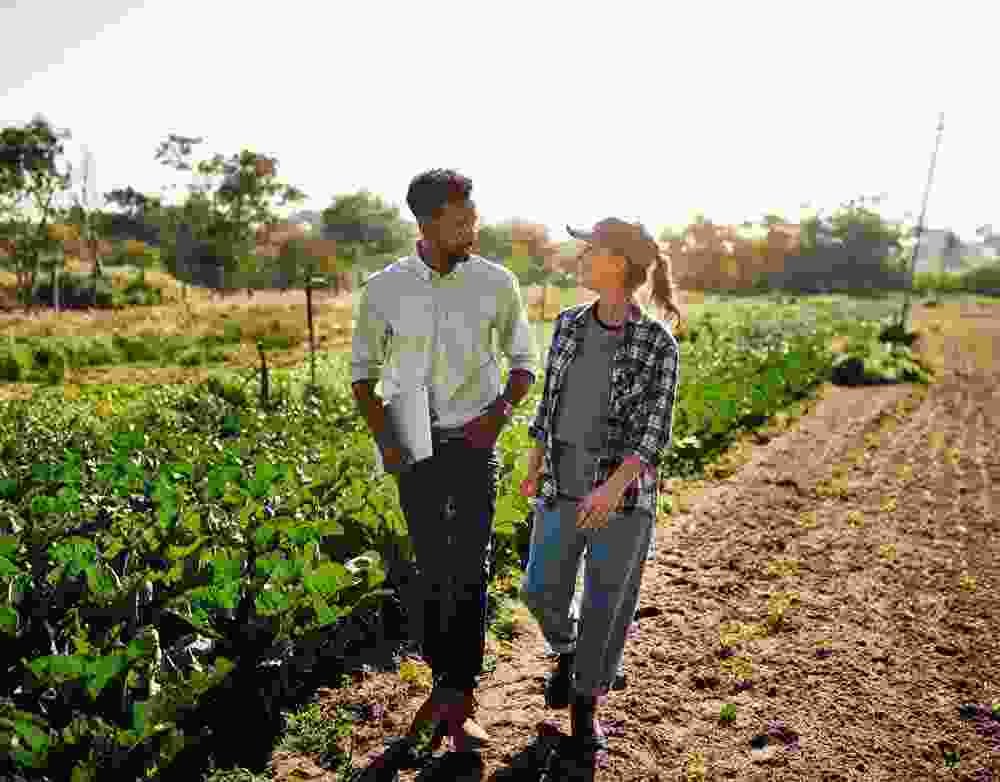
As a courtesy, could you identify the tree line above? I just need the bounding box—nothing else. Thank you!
[3,114,995,313]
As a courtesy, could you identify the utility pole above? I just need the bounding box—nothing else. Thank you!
[900,112,944,332]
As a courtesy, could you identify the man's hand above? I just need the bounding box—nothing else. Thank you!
[381,444,413,474]
[576,474,628,530]
[463,399,508,450]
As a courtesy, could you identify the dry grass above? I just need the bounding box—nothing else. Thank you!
[0,271,356,348]
[911,298,996,374]
[0,272,707,374]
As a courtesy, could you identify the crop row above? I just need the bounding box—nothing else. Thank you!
[0,294,928,780]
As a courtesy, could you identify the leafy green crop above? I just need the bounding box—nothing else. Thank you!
[0,293,922,779]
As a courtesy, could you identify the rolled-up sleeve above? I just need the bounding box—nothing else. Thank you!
[630,330,680,469]
[350,281,388,384]
[497,272,538,379]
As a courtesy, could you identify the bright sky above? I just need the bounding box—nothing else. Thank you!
[1,0,996,242]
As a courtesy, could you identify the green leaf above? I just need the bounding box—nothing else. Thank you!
[317,519,344,537]
[0,479,16,499]
[255,589,290,615]
[71,761,97,782]
[30,495,55,515]
[84,565,117,596]
[303,561,350,597]
[85,653,129,698]
[254,524,277,547]
[126,633,158,661]
[13,718,49,756]
[0,555,19,578]
[166,462,194,480]
[287,524,321,547]
[181,510,202,534]
[166,536,207,561]
[30,654,87,679]
[0,603,16,635]
[0,535,20,559]
[211,556,242,585]
[131,700,150,734]
[311,595,340,626]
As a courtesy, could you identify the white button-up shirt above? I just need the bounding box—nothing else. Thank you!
[351,252,539,429]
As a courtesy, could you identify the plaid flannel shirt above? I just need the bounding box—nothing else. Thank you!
[527,300,680,516]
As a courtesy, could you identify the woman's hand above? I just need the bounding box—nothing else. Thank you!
[520,441,546,498]
[576,475,628,530]
[519,472,539,498]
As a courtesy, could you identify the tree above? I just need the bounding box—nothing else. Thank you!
[770,196,906,293]
[319,190,416,290]
[0,115,74,310]
[153,133,306,295]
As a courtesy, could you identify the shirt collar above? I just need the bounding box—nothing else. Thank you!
[403,239,473,281]
[573,299,644,327]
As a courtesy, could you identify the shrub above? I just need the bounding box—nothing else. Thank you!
[203,376,250,408]
[121,275,163,306]
[30,343,67,384]
[29,272,116,309]
[111,335,160,363]
[0,343,33,381]
[177,346,206,366]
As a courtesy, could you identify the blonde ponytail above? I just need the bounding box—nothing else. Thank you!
[628,246,682,329]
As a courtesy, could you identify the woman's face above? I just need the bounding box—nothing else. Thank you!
[578,243,626,293]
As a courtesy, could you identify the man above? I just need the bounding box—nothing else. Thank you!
[350,169,537,752]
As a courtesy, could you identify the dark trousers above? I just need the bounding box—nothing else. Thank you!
[396,432,499,692]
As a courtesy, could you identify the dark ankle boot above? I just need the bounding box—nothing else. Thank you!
[571,694,608,753]
[544,651,574,709]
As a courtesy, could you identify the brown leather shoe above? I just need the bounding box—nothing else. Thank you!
[447,691,491,752]
[405,688,453,751]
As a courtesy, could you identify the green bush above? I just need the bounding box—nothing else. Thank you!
[177,347,206,366]
[28,272,115,309]
[202,376,250,408]
[79,336,120,366]
[0,343,33,381]
[832,338,930,386]
[222,320,243,344]
[30,344,67,384]
[121,275,163,306]
[913,263,1000,296]
[112,335,161,363]
[963,261,1000,295]
[257,334,293,351]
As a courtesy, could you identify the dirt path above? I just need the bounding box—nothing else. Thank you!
[284,300,1000,782]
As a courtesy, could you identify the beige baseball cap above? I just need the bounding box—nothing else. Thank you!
[567,217,660,269]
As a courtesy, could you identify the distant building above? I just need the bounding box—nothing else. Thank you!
[912,228,964,272]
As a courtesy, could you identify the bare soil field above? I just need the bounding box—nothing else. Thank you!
[284,299,1000,781]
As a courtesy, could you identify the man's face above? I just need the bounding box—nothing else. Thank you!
[425,199,479,256]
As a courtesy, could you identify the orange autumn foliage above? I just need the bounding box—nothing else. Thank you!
[664,221,802,291]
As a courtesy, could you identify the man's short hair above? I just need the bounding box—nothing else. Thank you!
[406,169,473,224]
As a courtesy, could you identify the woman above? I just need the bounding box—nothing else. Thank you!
[519,217,682,753]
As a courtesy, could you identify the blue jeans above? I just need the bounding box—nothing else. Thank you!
[396,433,499,692]
[521,496,654,696]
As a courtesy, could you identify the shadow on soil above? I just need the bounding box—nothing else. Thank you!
[351,721,601,782]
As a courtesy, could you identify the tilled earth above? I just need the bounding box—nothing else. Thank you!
[276,300,999,782]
